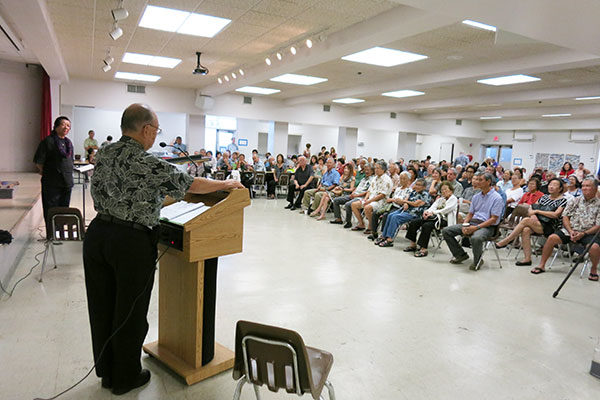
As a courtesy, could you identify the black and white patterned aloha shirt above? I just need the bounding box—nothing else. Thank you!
[91,136,194,227]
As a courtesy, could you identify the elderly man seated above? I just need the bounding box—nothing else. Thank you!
[375,178,430,247]
[330,163,373,225]
[285,156,314,210]
[301,157,340,214]
[442,172,504,271]
[350,160,393,232]
[446,168,463,198]
[530,177,600,280]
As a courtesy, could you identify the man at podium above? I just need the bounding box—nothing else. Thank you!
[82,103,243,395]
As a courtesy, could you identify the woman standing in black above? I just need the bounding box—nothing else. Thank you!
[33,116,74,238]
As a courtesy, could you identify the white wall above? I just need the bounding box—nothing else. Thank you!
[71,107,187,156]
[236,118,270,156]
[357,128,398,161]
[416,134,483,162]
[289,123,338,155]
[0,61,42,172]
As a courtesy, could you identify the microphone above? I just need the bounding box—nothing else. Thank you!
[159,142,199,175]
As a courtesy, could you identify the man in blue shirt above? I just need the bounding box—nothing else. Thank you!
[172,136,187,155]
[442,172,504,270]
[301,157,340,213]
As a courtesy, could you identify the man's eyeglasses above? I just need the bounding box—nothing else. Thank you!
[146,124,162,134]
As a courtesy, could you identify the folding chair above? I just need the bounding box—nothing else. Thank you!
[215,170,226,180]
[233,320,335,400]
[476,225,503,269]
[252,171,267,197]
[40,207,84,282]
[276,173,290,198]
[500,204,529,257]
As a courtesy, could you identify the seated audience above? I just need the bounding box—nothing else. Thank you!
[330,164,373,225]
[301,158,340,213]
[389,163,401,189]
[285,156,314,210]
[446,168,463,198]
[531,177,600,280]
[217,151,232,172]
[405,181,458,257]
[442,172,504,270]
[540,171,556,194]
[426,168,442,198]
[559,161,575,178]
[350,160,393,232]
[375,178,430,247]
[565,175,582,200]
[311,164,354,220]
[267,154,287,199]
[459,165,476,190]
[518,178,543,206]
[497,170,513,193]
[504,173,525,216]
[369,171,413,240]
[574,162,587,182]
[496,178,568,265]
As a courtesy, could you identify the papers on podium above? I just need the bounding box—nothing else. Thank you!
[74,164,94,173]
[160,201,211,225]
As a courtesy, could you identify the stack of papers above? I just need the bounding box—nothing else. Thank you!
[160,201,211,225]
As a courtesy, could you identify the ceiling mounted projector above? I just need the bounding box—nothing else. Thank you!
[193,52,209,75]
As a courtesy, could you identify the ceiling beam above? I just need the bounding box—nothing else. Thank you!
[1,0,68,82]
[391,0,600,56]
[201,5,458,96]
[419,103,600,120]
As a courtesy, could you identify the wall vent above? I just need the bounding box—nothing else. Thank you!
[455,119,462,126]
[390,112,397,119]
[243,96,252,104]
[127,84,146,93]
[323,104,331,112]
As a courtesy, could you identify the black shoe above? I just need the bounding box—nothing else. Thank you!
[284,203,293,209]
[112,369,151,396]
[515,260,532,266]
[101,377,112,389]
[307,208,313,215]
[290,206,297,211]
[330,219,343,224]
[450,253,470,264]
[343,222,352,229]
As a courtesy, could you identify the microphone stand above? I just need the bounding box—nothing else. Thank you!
[552,228,600,298]
[160,143,200,176]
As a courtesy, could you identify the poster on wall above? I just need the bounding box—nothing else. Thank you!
[565,154,581,168]
[548,153,565,172]
[535,153,549,169]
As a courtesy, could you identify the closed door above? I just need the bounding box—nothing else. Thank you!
[439,143,454,163]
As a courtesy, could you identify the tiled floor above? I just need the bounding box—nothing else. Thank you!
[1,187,599,399]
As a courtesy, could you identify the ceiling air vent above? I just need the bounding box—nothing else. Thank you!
[323,104,331,112]
[243,96,252,104]
[127,84,146,93]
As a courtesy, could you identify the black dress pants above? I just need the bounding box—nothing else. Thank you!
[82,218,158,387]
[41,184,72,238]
[405,218,447,249]
[287,184,310,207]
[266,174,276,196]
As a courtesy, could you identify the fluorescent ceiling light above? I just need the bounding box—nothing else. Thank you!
[575,96,600,100]
[542,113,571,117]
[270,73,327,86]
[122,52,181,68]
[236,86,280,95]
[115,72,161,82]
[462,19,497,32]
[382,90,425,98]
[332,98,365,104]
[480,116,502,120]
[341,46,427,67]
[477,74,540,86]
[139,5,230,38]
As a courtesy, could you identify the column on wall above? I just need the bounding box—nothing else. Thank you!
[187,114,206,152]
[337,127,358,159]
[268,121,289,157]
[397,132,417,161]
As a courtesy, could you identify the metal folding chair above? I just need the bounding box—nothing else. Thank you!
[40,207,84,282]
[276,173,290,198]
[252,171,267,197]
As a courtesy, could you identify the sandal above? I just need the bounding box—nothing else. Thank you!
[589,273,599,282]
[403,246,417,252]
[414,249,428,257]
[378,240,394,247]
[363,229,372,235]
[530,267,545,274]
[351,226,365,231]
[374,237,386,245]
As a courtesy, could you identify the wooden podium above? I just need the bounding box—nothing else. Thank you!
[143,189,250,385]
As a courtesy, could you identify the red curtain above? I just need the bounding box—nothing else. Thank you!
[40,69,52,139]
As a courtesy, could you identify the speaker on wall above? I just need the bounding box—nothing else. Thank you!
[195,91,215,110]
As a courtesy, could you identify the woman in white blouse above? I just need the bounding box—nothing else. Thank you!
[504,173,524,217]
[404,181,458,257]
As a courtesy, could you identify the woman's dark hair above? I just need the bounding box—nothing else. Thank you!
[106,135,113,141]
[343,163,354,178]
[52,116,70,132]
[547,177,565,193]
[562,162,573,172]
[440,181,454,193]
[310,155,318,165]
[528,177,541,191]
[406,166,418,181]
[567,175,581,188]
[306,143,311,149]
[277,154,285,164]
[318,156,325,163]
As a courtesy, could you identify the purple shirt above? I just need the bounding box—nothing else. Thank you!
[469,188,504,225]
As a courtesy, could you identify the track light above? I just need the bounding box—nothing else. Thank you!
[224,75,229,82]
[290,46,297,55]
[110,25,123,40]
[102,64,112,72]
[231,72,237,79]
[103,56,114,65]
[265,57,271,65]
[112,7,129,21]
[217,77,222,84]
[306,39,313,48]
[276,52,282,60]
[239,69,244,76]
